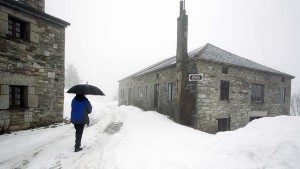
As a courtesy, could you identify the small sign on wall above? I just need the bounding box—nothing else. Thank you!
[189,74,203,81]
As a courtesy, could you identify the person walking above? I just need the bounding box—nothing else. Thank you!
[70,94,92,152]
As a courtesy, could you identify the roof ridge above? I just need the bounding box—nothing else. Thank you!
[200,44,294,78]
[133,56,175,76]
[118,56,176,81]
[119,43,294,81]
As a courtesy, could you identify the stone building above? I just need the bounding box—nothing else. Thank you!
[0,0,69,133]
[118,1,294,133]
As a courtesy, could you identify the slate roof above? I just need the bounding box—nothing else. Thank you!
[0,0,70,27]
[120,43,294,81]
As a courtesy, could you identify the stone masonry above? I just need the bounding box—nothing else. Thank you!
[119,1,293,134]
[190,58,291,133]
[119,56,293,133]
[0,0,69,133]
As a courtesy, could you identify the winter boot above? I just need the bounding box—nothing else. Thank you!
[74,147,83,152]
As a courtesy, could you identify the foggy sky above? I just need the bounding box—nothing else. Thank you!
[46,0,300,100]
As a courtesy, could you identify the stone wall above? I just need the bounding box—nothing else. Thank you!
[17,0,45,12]
[0,4,65,132]
[192,59,292,133]
[119,66,177,119]
[119,58,292,134]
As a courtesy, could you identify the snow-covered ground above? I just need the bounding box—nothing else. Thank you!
[1,94,300,169]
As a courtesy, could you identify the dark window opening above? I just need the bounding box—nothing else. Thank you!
[220,80,229,100]
[8,17,27,39]
[9,85,26,108]
[281,77,286,83]
[249,116,262,122]
[120,89,125,99]
[156,73,159,79]
[222,66,229,74]
[154,84,159,108]
[144,86,148,99]
[218,118,230,132]
[137,87,142,98]
[251,84,264,103]
[168,82,176,101]
[280,87,286,102]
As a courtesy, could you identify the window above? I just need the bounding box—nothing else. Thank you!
[280,87,286,102]
[8,17,27,39]
[156,73,159,79]
[9,86,25,108]
[222,66,229,74]
[168,82,176,101]
[154,84,160,108]
[144,86,148,99]
[251,84,264,103]
[281,77,286,83]
[137,87,140,98]
[249,116,262,122]
[120,89,125,99]
[220,80,229,100]
[217,118,230,132]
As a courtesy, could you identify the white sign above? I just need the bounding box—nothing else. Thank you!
[189,74,203,81]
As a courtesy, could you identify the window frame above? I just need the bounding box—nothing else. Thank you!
[220,80,230,100]
[154,84,160,108]
[222,66,229,74]
[280,87,286,102]
[168,82,176,101]
[144,86,148,99]
[138,87,143,98]
[251,84,264,103]
[120,89,125,99]
[9,85,25,109]
[217,118,230,132]
[8,16,27,39]
[156,73,160,79]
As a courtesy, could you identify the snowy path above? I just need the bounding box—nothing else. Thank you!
[0,101,122,169]
[0,97,300,169]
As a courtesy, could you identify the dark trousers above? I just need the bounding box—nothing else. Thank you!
[74,124,85,149]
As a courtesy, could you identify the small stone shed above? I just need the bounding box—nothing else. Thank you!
[118,1,294,133]
[0,0,69,132]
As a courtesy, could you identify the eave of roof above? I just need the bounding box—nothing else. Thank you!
[0,0,70,27]
[196,43,294,79]
[119,43,294,81]
[118,56,176,82]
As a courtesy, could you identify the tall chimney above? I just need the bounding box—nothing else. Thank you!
[175,0,189,124]
[16,0,45,12]
[176,0,188,63]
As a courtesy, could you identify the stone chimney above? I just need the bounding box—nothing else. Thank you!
[16,0,45,12]
[176,0,188,63]
[175,0,189,125]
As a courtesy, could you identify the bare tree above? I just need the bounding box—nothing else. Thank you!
[113,87,119,101]
[65,63,82,89]
[290,91,300,116]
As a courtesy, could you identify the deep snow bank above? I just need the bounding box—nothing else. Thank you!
[98,104,300,169]
[0,93,299,169]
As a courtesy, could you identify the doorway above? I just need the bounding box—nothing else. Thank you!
[154,84,160,108]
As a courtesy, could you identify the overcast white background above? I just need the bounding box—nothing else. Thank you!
[46,0,300,100]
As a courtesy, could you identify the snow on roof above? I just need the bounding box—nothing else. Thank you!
[120,43,294,80]
[134,56,176,77]
[198,44,294,78]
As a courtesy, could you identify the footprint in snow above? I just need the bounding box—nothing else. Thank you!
[104,122,123,135]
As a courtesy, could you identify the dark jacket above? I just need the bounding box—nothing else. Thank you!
[71,95,92,124]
